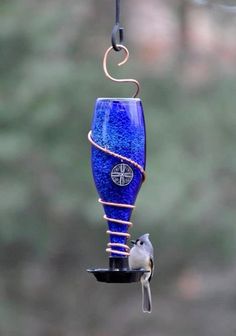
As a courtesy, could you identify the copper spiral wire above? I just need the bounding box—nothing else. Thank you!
[88,131,145,181]
[88,131,145,256]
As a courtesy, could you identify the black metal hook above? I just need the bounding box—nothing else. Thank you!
[111,25,124,52]
[111,0,124,51]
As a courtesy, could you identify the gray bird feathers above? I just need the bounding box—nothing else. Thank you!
[129,233,154,313]
[142,279,152,312]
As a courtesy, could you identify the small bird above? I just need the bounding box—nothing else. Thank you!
[129,233,154,313]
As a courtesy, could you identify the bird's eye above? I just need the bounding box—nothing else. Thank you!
[140,241,144,245]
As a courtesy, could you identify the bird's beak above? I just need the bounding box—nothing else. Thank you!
[131,240,136,245]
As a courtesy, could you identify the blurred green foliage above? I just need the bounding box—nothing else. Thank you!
[0,0,236,258]
[0,1,236,335]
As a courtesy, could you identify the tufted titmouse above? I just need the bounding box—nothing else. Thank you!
[129,233,154,313]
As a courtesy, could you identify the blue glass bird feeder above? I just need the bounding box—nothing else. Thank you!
[87,45,147,283]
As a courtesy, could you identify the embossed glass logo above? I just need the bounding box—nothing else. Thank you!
[111,163,134,186]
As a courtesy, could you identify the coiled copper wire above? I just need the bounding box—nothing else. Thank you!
[88,131,145,181]
[88,131,145,256]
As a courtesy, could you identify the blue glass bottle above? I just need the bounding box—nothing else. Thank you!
[90,98,146,258]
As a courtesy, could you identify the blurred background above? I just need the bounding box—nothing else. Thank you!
[1,0,236,335]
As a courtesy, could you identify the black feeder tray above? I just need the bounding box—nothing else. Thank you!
[87,257,148,283]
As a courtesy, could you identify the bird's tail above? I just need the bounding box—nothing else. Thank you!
[142,281,152,313]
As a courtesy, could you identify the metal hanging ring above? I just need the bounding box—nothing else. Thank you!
[103,44,140,98]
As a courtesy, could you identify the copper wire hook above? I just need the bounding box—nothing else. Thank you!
[103,44,140,98]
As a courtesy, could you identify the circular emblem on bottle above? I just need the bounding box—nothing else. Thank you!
[111,163,134,186]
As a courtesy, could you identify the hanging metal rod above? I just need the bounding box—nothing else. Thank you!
[111,0,124,51]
